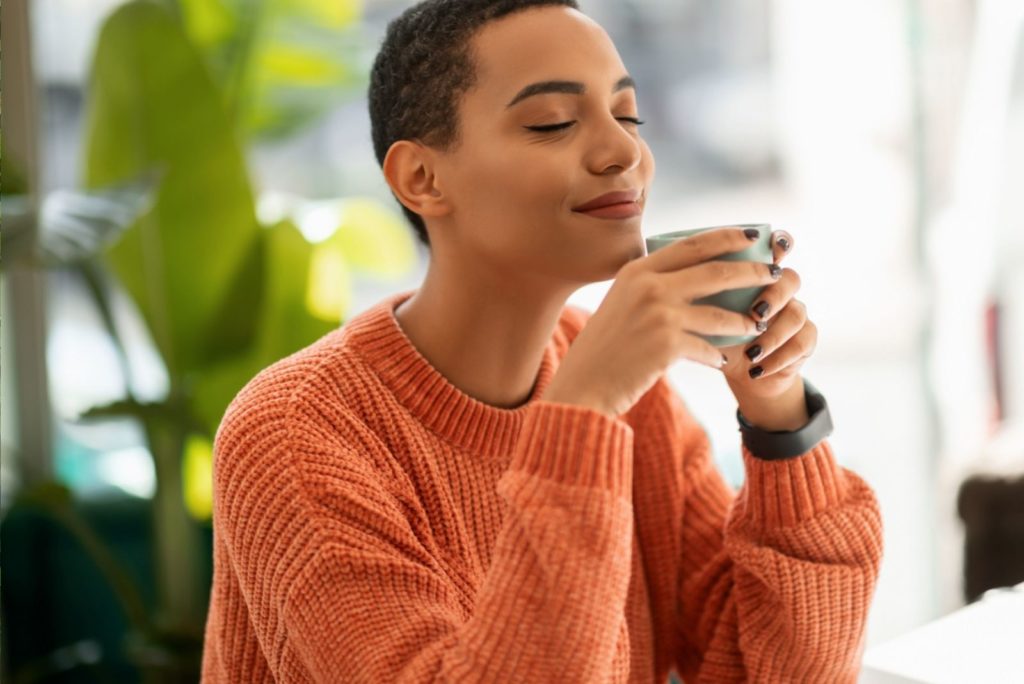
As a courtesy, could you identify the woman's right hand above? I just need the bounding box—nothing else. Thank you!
[541,226,781,418]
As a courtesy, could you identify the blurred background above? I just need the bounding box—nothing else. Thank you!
[2,0,1022,682]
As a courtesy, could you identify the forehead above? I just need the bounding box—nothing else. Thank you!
[466,7,627,104]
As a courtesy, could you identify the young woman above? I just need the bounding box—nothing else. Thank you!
[200,1,883,682]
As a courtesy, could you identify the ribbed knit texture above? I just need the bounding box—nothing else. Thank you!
[200,289,884,683]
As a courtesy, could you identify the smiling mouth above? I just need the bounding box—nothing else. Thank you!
[573,201,643,219]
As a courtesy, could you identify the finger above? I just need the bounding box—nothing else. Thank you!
[742,299,807,363]
[641,226,764,274]
[750,329,815,379]
[681,304,762,338]
[761,352,809,380]
[747,314,817,380]
[677,332,732,370]
[748,267,801,322]
[672,258,781,301]
[771,230,794,265]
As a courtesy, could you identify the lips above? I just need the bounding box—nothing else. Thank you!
[572,189,641,212]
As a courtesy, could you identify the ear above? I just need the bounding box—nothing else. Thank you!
[382,140,451,218]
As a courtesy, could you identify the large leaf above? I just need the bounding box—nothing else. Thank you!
[327,197,417,279]
[190,219,339,436]
[81,0,260,378]
[179,0,368,140]
[243,19,366,138]
[35,177,159,267]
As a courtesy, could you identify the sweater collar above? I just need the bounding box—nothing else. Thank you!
[343,289,562,459]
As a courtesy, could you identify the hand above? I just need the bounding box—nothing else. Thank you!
[541,226,777,418]
[719,230,818,403]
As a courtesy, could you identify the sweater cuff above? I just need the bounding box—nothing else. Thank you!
[736,378,833,460]
[509,400,634,499]
[739,439,847,528]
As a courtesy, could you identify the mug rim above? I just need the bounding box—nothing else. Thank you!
[645,223,770,243]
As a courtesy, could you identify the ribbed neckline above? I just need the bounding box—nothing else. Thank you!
[342,289,562,460]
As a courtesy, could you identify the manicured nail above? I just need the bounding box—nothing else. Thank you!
[777,236,790,251]
[749,365,764,379]
[756,320,768,333]
[744,228,759,241]
[768,264,782,279]
[720,353,728,367]
[745,344,762,362]
[753,301,770,319]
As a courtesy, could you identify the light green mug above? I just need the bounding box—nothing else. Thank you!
[644,223,773,347]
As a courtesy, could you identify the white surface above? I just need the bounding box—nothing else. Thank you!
[860,583,1024,684]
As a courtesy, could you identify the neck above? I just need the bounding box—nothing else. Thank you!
[394,258,577,409]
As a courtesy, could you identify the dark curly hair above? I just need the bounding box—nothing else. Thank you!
[369,0,580,249]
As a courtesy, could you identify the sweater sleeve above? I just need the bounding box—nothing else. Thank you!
[650,378,884,683]
[216,398,637,682]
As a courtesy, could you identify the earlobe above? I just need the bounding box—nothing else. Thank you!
[382,140,449,217]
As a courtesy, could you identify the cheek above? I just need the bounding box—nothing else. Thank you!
[459,148,568,218]
[640,138,656,182]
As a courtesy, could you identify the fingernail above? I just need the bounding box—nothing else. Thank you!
[745,344,762,362]
[756,320,768,333]
[768,264,781,279]
[777,236,790,251]
[753,300,770,319]
[720,353,728,367]
[744,228,759,241]
[749,365,764,379]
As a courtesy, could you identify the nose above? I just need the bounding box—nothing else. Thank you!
[584,114,643,174]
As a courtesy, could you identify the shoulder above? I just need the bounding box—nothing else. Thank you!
[212,330,389,507]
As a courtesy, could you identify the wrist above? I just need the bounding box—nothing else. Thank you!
[736,379,833,460]
[735,376,809,431]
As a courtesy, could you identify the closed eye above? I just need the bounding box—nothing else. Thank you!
[524,117,645,133]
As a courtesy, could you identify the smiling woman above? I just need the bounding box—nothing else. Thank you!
[199,1,883,682]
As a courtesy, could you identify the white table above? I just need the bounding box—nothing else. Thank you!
[859,582,1024,683]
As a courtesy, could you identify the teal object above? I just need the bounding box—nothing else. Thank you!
[645,223,773,347]
[1,492,213,683]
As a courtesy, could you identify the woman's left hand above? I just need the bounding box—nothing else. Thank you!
[719,230,818,402]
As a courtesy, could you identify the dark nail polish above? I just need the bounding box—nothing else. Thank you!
[721,353,728,366]
[756,320,768,333]
[753,300,770,318]
[768,264,782,279]
[749,365,764,379]
[745,344,762,362]
[744,228,759,241]
[777,236,790,251]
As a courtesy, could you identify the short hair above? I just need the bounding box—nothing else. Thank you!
[368,0,580,249]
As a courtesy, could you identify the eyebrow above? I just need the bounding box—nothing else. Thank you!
[505,75,636,109]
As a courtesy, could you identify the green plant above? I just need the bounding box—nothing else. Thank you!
[3,0,415,680]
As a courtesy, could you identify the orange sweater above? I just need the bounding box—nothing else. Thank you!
[200,289,883,683]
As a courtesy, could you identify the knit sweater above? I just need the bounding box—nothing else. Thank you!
[200,288,883,683]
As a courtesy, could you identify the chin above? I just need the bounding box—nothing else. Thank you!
[617,230,647,263]
[594,239,646,283]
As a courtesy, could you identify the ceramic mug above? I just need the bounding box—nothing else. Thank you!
[644,223,773,347]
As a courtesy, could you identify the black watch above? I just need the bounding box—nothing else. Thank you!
[736,378,833,460]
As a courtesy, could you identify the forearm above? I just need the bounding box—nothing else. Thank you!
[676,443,884,683]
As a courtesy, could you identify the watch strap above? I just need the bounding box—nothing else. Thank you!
[736,378,833,460]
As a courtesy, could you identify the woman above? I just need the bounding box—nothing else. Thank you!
[200,1,883,682]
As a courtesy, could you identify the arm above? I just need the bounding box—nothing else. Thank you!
[212,398,638,683]
[649,378,883,683]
